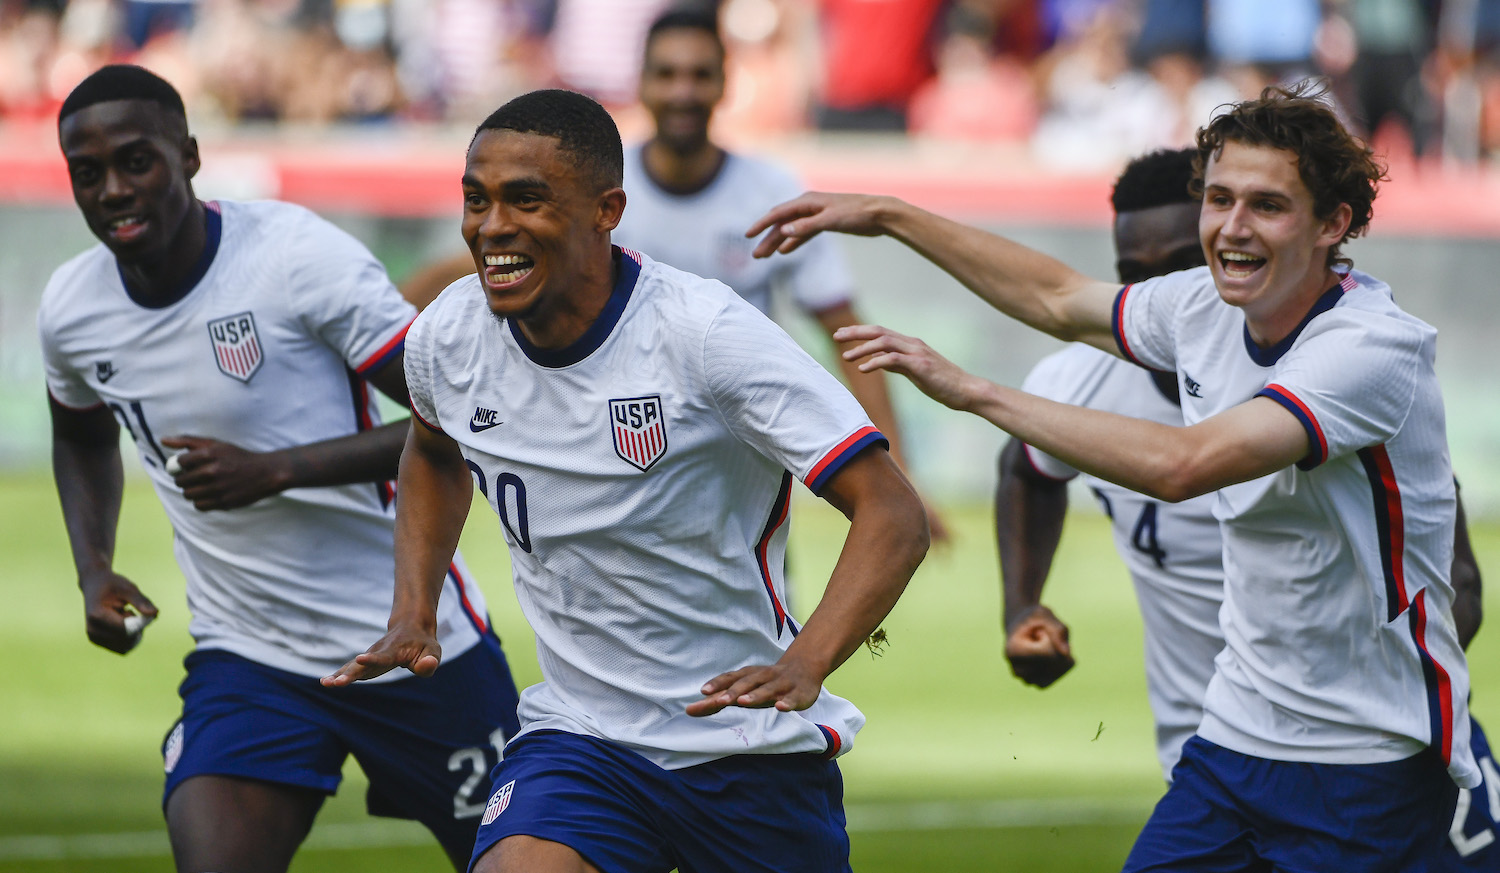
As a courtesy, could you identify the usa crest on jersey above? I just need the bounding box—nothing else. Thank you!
[480,780,515,825]
[207,311,263,382]
[610,395,667,471]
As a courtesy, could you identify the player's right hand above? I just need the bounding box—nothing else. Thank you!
[1004,605,1075,688]
[833,324,985,412]
[79,570,159,655]
[321,622,441,687]
[746,192,896,258]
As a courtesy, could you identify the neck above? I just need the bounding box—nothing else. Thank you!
[119,199,209,305]
[642,138,724,193]
[514,248,619,349]
[1244,266,1341,347]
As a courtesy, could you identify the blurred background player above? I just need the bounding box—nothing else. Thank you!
[615,7,948,541]
[325,88,929,873]
[39,65,521,873]
[750,84,1478,871]
[993,145,1499,869]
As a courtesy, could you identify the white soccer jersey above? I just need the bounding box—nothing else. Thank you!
[39,199,488,680]
[405,248,884,769]
[615,145,855,316]
[1020,344,1225,779]
[1114,265,1478,787]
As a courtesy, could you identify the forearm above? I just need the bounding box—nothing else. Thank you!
[995,440,1069,630]
[876,198,1113,346]
[269,420,409,491]
[52,438,123,580]
[785,478,928,679]
[389,429,472,628]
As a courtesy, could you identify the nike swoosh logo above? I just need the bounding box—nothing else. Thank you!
[469,419,502,432]
[98,368,117,383]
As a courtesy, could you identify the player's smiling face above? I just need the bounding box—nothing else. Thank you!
[461,129,624,342]
[639,28,725,154]
[1199,140,1350,337]
[60,99,200,265]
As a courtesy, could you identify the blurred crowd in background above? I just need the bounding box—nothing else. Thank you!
[3,0,1500,169]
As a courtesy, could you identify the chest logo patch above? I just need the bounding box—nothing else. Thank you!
[609,395,667,471]
[207,312,264,383]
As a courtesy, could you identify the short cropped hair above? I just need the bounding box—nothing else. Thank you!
[474,89,623,192]
[59,64,186,129]
[1112,148,1198,214]
[1192,82,1385,266]
[645,8,724,60]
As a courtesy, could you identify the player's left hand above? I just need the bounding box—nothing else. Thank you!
[688,659,823,717]
[833,325,985,412]
[161,435,292,511]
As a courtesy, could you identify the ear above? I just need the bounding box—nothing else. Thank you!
[1316,201,1352,251]
[596,187,626,233]
[182,135,201,181]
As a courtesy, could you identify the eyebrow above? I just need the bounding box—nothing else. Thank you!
[1204,183,1292,202]
[460,174,552,194]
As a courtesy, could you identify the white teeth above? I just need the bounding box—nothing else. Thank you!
[110,217,141,229]
[491,268,530,284]
[485,254,530,266]
[1221,252,1260,262]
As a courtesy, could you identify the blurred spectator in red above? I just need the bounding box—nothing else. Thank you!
[814,0,944,132]
[907,2,1037,142]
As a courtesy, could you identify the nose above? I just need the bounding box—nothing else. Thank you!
[477,202,519,241]
[1220,201,1252,240]
[101,167,133,204]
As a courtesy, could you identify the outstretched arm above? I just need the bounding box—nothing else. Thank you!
[159,355,412,510]
[838,325,1309,503]
[49,396,159,654]
[688,447,929,716]
[815,301,949,543]
[748,193,1121,352]
[323,420,471,685]
[995,439,1075,687]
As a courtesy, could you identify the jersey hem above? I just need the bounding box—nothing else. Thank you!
[354,317,414,375]
[189,632,482,685]
[805,427,887,494]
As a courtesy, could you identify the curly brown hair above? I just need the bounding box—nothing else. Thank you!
[1191,81,1387,267]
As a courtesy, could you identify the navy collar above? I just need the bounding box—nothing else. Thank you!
[120,200,222,310]
[509,248,641,368]
[1242,281,1345,367]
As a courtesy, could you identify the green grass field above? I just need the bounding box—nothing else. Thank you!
[5,471,1500,872]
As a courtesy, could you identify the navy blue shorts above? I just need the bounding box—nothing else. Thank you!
[1124,735,1457,873]
[163,633,522,859]
[1439,718,1500,870]
[469,730,852,873]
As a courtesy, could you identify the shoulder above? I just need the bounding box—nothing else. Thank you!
[223,199,356,251]
[414,274,486,341]
[1026,342,1119,383]
[38,245,115,332]
[1310,273,1434,352]
[633,252,740,322]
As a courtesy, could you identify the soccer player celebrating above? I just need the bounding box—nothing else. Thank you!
[40,65,521,872]
[995,147,1500,867]
[615,9,947,540]
[323,89,929,873]
[751,84,1477,869]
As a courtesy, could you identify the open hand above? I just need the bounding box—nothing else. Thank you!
[688,658,823,717]
[162,435,291,510]
[322,622,442,687]
[833,324,985,412]
[746,192,895,258]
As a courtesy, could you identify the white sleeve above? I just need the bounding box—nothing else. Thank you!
[703,295,884,493]
[403,304,442,433]
[37,276,101,410]
[284,208,417,375]
[1255,310,1426,469]
[1112,270,1198,373]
